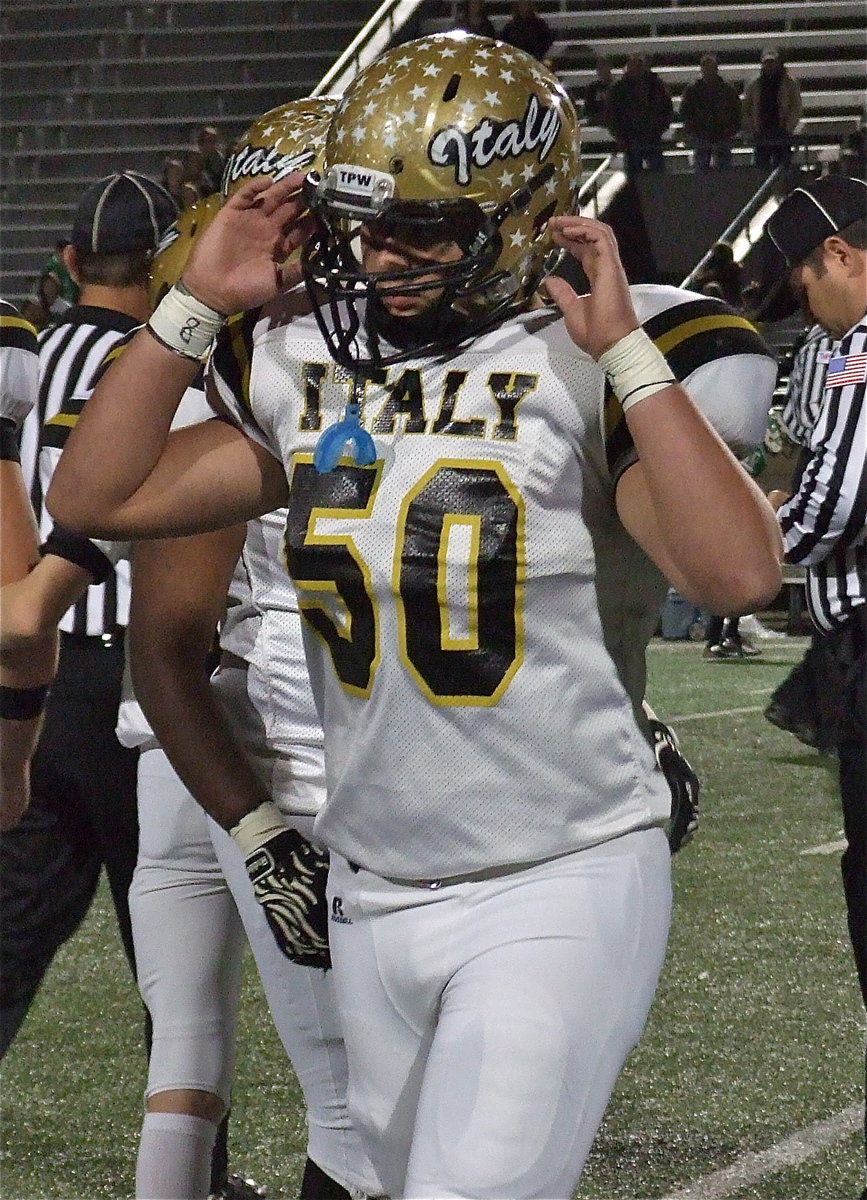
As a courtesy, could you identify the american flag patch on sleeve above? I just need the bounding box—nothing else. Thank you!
[824,352,867,389]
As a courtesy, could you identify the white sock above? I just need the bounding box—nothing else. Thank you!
[135,1110,217,1200]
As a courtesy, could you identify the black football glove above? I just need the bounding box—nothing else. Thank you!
[649,718,701,854]
[232,805,331,968]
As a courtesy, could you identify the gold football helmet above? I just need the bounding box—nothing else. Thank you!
[222,97,338,199]
[149,192,223,309]
[150,98,337,311]
[302,31,581,368]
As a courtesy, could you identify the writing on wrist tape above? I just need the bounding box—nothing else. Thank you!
[598,327,676,412]
[147,280,227,362]
[230,800,287,856]
[0,683,50,721]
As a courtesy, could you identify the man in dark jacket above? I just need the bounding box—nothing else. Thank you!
[680,54,742,170]
[606,54,674,173]
[500,1,554,62]
[742,48,802,168]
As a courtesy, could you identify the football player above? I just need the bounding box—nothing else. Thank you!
[123,99,380,1200]
[5,103,377,1200]
[50,34,782,1198]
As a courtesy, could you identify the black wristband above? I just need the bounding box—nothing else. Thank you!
[0,417,20,462]
[40,525,113,584]
[0,683,50,720]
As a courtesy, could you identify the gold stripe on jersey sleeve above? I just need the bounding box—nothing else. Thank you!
[604,302,772,481]
[0,313,38,351]
[655,313,757,356]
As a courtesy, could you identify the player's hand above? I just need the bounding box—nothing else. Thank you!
[649,718,701,854]
[182,174,315,315]
[231,804,331,968]
[543,215,639,360]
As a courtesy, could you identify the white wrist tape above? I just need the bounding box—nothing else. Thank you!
[598,327,676,412]
[147,281,227,361]
[230,800,287,856]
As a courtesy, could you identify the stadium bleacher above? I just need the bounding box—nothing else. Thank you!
[1,0,865,308]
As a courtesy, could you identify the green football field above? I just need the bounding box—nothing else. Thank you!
[2,634,864,1200]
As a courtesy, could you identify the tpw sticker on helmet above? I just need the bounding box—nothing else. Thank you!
[428,95,561,186]
[222,145,316,193]
[331,165,395,198]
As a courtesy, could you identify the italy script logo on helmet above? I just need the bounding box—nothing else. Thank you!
[155,223,182,257]
[428,95,562,186]
[222,145,317,193]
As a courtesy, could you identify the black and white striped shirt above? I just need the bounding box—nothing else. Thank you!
[781,323,838,446]
[778,319,867,632]
[19,305,139,636]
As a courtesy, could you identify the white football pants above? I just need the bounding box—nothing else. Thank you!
[130,717,381,1194]
[327,827,671,1199]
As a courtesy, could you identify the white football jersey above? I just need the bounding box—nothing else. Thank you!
[221,506,323,752]
[0,300,38,428]
[207,287,775,880]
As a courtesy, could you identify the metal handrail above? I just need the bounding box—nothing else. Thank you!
[680,163,789,290]
[577,154,614,205]
[312,0,423,98]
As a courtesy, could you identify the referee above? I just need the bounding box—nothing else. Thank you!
[0,174,176,1058]
[760,173,867,1192]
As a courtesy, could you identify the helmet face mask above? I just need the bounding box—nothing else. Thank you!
[302,32,581,370]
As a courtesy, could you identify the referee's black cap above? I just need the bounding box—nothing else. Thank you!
[71,172,179,255]
[751,175,867,321]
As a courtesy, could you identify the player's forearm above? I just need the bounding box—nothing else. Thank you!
[1,557,93,661]
[1,628,57,689]
[1,462,41,585]
[626,387,783,611]
[46,327,200,537]
[129,526,264,829]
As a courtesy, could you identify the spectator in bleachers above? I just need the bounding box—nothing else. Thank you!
[499,1,554,64]
[841,122,867,179]
[679,54,742,170]
[581,56,613,126]
[453,0,497,39]
[195,124,226,196]
[693,240,744,309]
[21,240,80,331]
[605,53,674,173]
[160,156,195,211]
[742,47,802,169]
